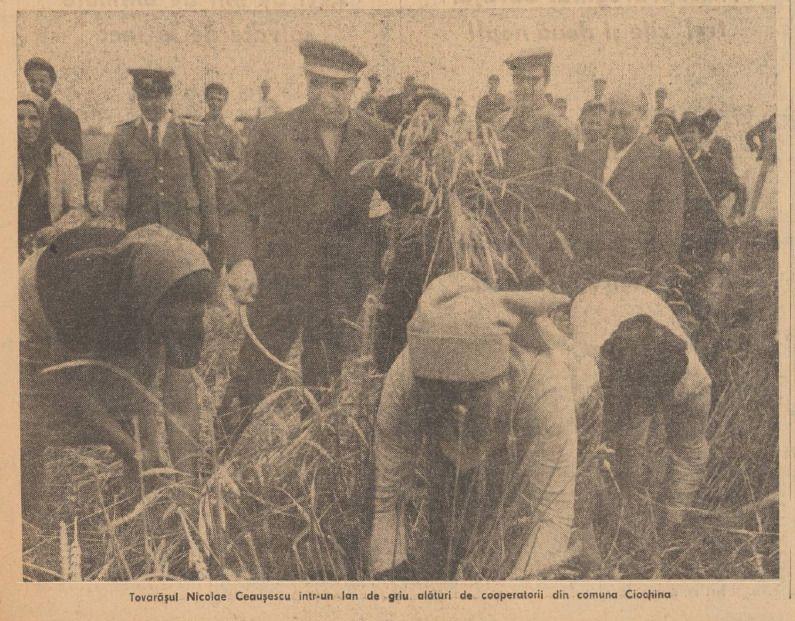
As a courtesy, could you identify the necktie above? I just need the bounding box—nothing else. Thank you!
[151,123,160,155]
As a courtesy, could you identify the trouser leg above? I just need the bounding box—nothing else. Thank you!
[301,267,369,398]
[220,290,301,440]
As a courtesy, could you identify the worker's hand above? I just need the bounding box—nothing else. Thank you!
[227,259,258,304]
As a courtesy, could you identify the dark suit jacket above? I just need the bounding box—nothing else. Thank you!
[48,98,83,162]
[570,133,685,276]
[225,104,392,282]
[104,117,218,243]
[708,135,733,166]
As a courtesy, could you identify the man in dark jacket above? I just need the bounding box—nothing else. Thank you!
[101,69,222,271]
[24,57,83,162]
[221,40,392,435]
[569,88,684,284]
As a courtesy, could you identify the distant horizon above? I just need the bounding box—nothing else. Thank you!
[18,7,776,181]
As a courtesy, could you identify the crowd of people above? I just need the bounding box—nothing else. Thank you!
[18,40,777,580]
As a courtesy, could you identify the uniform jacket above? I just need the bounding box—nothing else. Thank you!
[225,104,392,279]
[47,97,83,162]
[570,133,685,275]
[103,116,218,243]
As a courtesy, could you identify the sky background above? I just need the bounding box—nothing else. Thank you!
[17,7,776,181]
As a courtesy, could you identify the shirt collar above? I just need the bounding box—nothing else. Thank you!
[140,111,172,134]
[609,133,639,160]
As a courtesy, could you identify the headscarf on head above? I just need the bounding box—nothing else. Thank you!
[36,225,214,367]
[18,92,53,171]
[406,271,570,382]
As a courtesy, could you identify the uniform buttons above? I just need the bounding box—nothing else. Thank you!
[158,166,164,172]
[159,191,165,197]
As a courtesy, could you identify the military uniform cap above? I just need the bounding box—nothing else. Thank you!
[24,57,57,82]
[299,40,367,79]
[129,68,174,96]
[505,49,552,80]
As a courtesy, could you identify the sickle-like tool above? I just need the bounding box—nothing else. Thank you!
[238,304,300,376]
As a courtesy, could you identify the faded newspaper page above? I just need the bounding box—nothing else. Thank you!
[0,1,791,619]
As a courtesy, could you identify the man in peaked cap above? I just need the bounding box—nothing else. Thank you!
[99,68,222,271]
[369,271,577,580]
[24,57,83,162]
[495,50,577,287]
[220,40,393,438]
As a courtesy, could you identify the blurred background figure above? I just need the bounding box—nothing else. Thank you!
[649,108,678,145]
[256,79,281,118]
[475,73,510,133]
[654,86,670,115]
[577,101,608,151]
[18,93,86,254]
[357,72,383,117]
[580,77,607,118]
[23,57,83,163]
[379,74,418,127]
[700,108,733,165]
[202,81,242,273]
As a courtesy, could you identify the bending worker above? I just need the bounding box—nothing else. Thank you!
[538,281,712,532]
[19,224,217,522]
[370,271,576,580]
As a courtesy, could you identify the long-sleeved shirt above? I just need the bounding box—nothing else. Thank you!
[570,281,711,520]
[370,344,578,579]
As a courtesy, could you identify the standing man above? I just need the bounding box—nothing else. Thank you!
[498,50,576,176]
[256,79,281,118]
[497,50,577,284]
[202,81,242,268]
[23,57,83,162]
[220,40,392,435]
[475,74,510,130]
[357,72,384,117]
[677,111,745,315]
[102,69,222,271]
[580,77,607,119]
[568,88,684,282]
[654,87,670,114]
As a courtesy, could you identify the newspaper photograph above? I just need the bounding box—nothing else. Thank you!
[2,1,791,619]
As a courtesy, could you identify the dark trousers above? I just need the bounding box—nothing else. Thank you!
[224,265,370,412]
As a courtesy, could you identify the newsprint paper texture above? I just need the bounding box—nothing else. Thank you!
[0,0,792,619]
